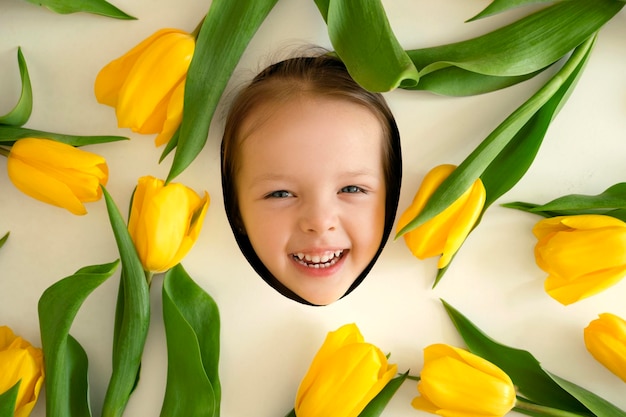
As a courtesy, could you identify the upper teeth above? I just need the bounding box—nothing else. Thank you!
[295,250,343,264]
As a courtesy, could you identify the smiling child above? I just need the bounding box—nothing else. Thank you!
[221,52,401,305]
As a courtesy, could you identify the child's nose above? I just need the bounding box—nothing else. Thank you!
[299,200,337,234]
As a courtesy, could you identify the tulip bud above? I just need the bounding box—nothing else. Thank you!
[584,313,626,382]
[128,176,209,273]
[533,214,626,305]
[396,164,486,269]
[95,28,195,146]
[412,344,516,417]
[7,138,108,215]
[0,326,44,417]
[294,323,397,417]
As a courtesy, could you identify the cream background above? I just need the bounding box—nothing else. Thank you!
[1,0,626,416]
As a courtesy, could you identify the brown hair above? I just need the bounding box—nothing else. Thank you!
[221,52,402,304]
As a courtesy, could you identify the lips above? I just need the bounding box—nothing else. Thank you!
[292,249,345,269]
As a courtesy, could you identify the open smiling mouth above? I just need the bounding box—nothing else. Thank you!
[291,250,345,269]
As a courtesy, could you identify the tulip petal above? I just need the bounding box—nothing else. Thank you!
[116,33,194,133]
[95,29,183,107]
[544,266,626,305]
[584,313,626,382]
[155,79,186,147]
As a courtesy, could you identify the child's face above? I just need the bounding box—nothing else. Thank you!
[236,95,386,305]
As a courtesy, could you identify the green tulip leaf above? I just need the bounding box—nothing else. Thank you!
[101,187,150,417]
[0,125,127,146]
[160,264,221,416]
[526,183,626,212]
[480,34,594,210]
[359,371,409,417]
[467,0,556,22]
[406,0,622,78]
[0,232,8,250]
[502,201,626,223]
[167,0,278,182]
[546,372,626,417]
[441,299,607,414]
[21,0,135,19]
[315,0,419,92]
[38,261,120,417]
[0,48,32,127]
[0,380,19,417]
[404,65,544,96]
[396,34,596,238]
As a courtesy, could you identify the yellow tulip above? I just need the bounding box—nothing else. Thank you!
[94,28,195,146]
[128,176,209,273]
[294,323,397,417]
[412,344,516,417]
[584,313,626,382]
[533,214,626,305]
[0,326,44,417]
[6,138,108,215]
[396,164,486,268]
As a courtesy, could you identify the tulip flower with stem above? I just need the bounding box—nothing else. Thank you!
[504,183,626,305]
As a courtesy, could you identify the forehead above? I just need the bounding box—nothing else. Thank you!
[237,95,385,178]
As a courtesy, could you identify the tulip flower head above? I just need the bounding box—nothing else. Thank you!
[128,176,209,274]
[95,28,195,147]
[0,326,44,417]
[396,164,486,269]
[584,313,626,382]
[412,344,516,417]
[294,323,397,417]
[6,138,108,215]
[533,214,626,305]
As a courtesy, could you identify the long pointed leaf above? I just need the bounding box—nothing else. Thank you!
[0,48,32,127]
[0,232,8,250]
[530,183,626,212]
[167,0,278,182]
[22,0,135,19]
[407,0,623,78]
[315,0,419,92]
[546,372,626,417]
[396,35,595,238]
[441,299,589,412]
[101,187,150,417]
[38,261,120,417]
[359,372,409,417]
[468,0,557,21]
[161,264,220,417]
[0,381,20,417]
[0,125,127,146]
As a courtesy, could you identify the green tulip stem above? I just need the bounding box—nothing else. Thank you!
[0,146,9,157]
[514,397,588,417]
[145,271,154,287]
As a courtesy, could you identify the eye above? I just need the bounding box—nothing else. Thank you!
[265,190,292,199]
[340,185,366,194]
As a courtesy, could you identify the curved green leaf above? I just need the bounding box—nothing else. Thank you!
[0,232,8,250]
[531,183,626,212]
[467,0,557,22]
[441,299,589,413]
[502,201,626,222]
[38,261,120,417]
[403,65,544,96]
[167,0,278,182]
[0,125,127,146]
[0,380,19,417]
[359,371,409,417]
[0,48,32,127]
[480,34,594,209]
[101,187,150,417]
[396,35,595,238]
[22,0,135,19]
[406,0,623,77]
[315,0,419,92]
[161,263,220,417]
[547,372,626,417]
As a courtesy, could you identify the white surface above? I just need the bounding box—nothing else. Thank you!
[1,1,626,416]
